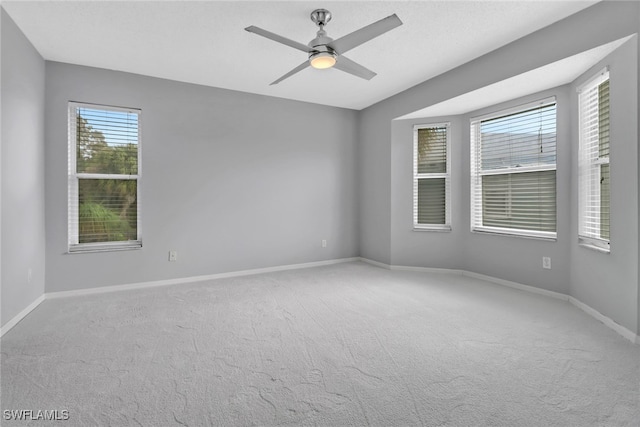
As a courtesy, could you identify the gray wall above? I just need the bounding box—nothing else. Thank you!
[570,38,638,333]
[1,10,46,326]
[359,1,640,266]
[358,103,392,264]
[391,89,573,295]
[359,1,639,333]
[44,63,359,292]
[390,116,464,270]
[2,1,639,335]
[461,87,572,295]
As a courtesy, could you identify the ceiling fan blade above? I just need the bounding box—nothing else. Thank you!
[333,55,376,80]
[245,26,309,53]
[270,61,311,85]
[328,14,402,55]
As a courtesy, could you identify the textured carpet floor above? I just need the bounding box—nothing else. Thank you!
[1,262,639,426]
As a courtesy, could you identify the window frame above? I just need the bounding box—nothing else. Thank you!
[413,122,452,231]
[67,102,142,253]
[577,68,610,252]
[470,97,558,240]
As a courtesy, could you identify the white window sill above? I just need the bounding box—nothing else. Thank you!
[471,226,557,241]
[414,225,452,232]
[68,241,142,254]
[578,240,610,254]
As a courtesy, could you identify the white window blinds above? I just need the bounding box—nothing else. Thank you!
[578,69,610,251]
[470,98,557,239]
[413,123,451,230]
[68,102,142,252]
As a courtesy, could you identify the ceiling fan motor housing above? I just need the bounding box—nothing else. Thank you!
[308,33,336,58]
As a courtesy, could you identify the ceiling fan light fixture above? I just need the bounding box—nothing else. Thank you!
[309,51,337,69]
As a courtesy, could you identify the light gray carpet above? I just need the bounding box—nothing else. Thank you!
[1,262,639,426]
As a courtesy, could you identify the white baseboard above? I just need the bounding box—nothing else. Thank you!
[392,264,462,275]
[359,258,457,275]
[0,294,46,338]
[465,274,638,344]
[46,257,361,300]
[358,257,638,345]
[4,257,638,346]
[461,270,569,301]
[359,257,391,269]
[568,296,639,344]
[1,257,359,337]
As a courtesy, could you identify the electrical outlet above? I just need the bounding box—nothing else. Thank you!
[542,256,551,269]
[321,239,327,248]
[28,268,32,283]
[169,251,178,262]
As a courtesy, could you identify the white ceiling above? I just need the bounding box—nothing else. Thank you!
[397,36,631,120]
[3,1,599,110]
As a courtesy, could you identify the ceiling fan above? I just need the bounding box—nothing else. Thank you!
[245,9,403,85]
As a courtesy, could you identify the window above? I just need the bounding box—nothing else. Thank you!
[413,123,451,230]
[578,68,610,251]
[68,102,141,252]
[470,98,557,239]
